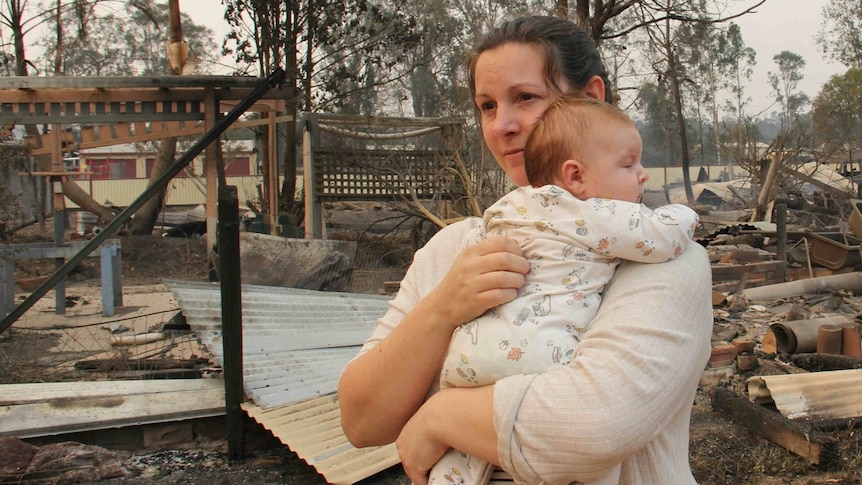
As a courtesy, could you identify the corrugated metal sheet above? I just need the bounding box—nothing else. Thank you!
[63,165,729,207]
[243,396,399,485]
[748,369,862,420]
[167,280,399,484]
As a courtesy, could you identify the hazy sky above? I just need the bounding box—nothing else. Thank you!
[733,0,846,113]
[187,0,847,116]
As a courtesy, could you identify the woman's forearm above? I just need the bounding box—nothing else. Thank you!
[396,385,499,485]
[428,386,499,465]
[338,294,457,446]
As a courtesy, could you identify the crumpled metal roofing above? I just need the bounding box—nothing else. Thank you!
[166,280,399,484]
[167,280,390,407]
[243,396,399,485]
[748,369,862,420]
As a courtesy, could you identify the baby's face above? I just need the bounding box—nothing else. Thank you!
[576,124,647,203]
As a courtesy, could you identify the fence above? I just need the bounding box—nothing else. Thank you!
[56,164,741,210]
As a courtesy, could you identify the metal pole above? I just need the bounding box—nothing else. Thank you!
[775,200,788,263]
[218,185,244,461]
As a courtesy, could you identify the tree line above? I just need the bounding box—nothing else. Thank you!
[2,0,861,232]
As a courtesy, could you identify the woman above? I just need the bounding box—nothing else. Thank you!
[337,15,713,485]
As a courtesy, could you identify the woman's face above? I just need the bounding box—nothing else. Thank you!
[473,42,568,187]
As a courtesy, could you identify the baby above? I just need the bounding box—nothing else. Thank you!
[430,96,699,485]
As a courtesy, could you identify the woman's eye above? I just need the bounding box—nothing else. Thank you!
[479,101,495,112]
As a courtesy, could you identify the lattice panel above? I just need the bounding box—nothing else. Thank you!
[312,148,458,201]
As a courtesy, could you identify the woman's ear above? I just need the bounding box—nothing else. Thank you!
[560,159,587,198]
[583,75,606,101]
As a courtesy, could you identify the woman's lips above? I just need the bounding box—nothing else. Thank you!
[503,149,523,163]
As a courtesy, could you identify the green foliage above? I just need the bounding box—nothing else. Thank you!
[768,51,810,124]
[816,0,862,69]
[813,68,862,149]
[222,0,422,114]
[717,23,756,119]
[636,81,679,167]
[315,3,420,112]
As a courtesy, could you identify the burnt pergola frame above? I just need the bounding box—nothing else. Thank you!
[0,75,291,251]
[0,73,290,461]
[0,73,288,328]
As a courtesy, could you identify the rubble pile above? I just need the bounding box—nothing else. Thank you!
[690,171,862,469]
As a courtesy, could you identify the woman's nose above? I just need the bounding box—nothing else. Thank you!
[492,107,519,137]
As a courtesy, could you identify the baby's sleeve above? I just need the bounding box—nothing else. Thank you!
[589,202,699,263]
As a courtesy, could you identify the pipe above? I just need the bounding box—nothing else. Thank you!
[771,316,852,354]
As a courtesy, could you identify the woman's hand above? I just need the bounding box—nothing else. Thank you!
[339,235,526,448]
[425,236,529,331]
[397,386,499,485]
[396,399,448,485]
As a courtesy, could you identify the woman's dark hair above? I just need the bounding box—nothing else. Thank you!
[466,16,613,104]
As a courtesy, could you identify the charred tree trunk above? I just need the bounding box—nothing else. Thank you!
[280,0,300,223]
[667,47,695,204]
[130,0,183,235]
[60,177,116,224]
[130,137,176,234]
[557,0,569,19]
[53,0,63,75]
[257,124,272,214]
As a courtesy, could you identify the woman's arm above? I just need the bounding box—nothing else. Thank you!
[338,231,529,447]
[396,386,498,485]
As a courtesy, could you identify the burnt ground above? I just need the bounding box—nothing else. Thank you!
[5,220,862,485]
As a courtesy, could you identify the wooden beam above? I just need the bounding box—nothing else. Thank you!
[712,260,786,282]
[204,87,218,274]
[80,125,96,143]
[0,379,225,439]
[0,75,281,91]
[27,116,293,156]
[114,122,131,139]
[0,379,218,405]
[0,86,290,104]
[710,386,839,466]
[98,124,112,141]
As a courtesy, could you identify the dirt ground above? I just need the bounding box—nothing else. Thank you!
[5,222,862,485]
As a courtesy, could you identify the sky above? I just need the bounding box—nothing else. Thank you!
[732,0,847,113]
[183,0,847,116]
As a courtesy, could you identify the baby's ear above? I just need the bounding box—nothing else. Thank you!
[560,159,586,197]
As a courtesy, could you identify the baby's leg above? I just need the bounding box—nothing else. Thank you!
[427,448,494,485]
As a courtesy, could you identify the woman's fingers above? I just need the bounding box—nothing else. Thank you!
[429,237,529,326]
[396,404,447,485]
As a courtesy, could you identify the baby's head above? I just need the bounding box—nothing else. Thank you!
[524,95,647,203]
